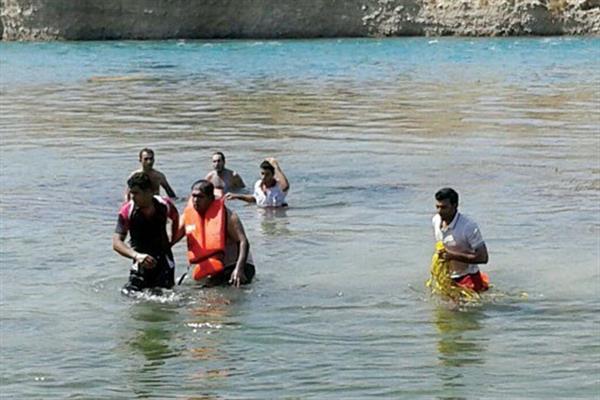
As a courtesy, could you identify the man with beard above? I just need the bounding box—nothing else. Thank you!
[204,151,245,198]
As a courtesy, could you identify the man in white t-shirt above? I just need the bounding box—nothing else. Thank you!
[226,158,289,208]
[432,187,490,292]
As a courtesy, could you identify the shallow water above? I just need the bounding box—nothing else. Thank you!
[1,38,599,399]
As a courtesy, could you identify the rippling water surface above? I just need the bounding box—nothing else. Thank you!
[1,38,599,399]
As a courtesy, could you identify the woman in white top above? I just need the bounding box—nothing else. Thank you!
[226,158,289,208]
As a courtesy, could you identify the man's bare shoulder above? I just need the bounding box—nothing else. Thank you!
[128,168,143,178]
[205,170,218,180]
[222,168,236,178]
[147,169,167,180]
[226,169,245,187]
[225,206,241,224]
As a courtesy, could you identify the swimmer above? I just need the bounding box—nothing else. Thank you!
[204,151,245,198]
[226,158,289,208]
[125,148,177,201]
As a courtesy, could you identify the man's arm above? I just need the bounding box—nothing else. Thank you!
[171,215,186,246]
[439,243,488,264]
[167,202,180,246]
[112,232,156,268]
[226,209,250,287]
[225,193,256,203]
[266,158,289,193]
[231,171,246,189]
[159,172,177,198]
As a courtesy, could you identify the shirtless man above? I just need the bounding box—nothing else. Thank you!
[226,158,289,208]
[204,152,245,198]
[125,148,177,200]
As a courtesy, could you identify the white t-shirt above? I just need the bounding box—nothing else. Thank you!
[432,212,485,277]
[253,180,286,208]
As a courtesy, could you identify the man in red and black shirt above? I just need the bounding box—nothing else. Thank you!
[113,172,179,293]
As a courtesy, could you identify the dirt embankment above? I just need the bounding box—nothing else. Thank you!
[1,0,598,40]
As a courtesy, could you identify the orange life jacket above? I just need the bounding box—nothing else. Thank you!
[183,198,226,280]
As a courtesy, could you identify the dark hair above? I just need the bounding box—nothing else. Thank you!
[191,179,215,199]
[213,151,225,162]
[139,148,154,160]
[128,172,153,191]
[260,160,275,174]
[435,187,459,206]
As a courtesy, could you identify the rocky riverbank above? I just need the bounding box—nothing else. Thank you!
[364,0,600,36]
[1,0,598,40]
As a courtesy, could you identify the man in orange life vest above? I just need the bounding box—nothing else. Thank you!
[174,180,255,287]
[433,187,490,292]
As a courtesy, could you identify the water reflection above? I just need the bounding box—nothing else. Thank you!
[129,305,180,364]
[433,307,487,399]
[257,207,290,236]
[127,303,180,398]
[184,290,235,396]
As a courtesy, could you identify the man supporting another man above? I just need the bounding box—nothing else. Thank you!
[113,172,179,293]
[174,180,255,287]
[433,187,490,292]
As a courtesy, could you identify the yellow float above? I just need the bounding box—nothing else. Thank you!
[426,241,481,303]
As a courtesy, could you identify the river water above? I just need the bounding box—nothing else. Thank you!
[1,38,599,399]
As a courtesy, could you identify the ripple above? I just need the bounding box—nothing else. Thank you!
[1,38,599,400]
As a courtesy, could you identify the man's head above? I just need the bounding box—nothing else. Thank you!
[191,179,215,214]
[435,187,459,222]
[260,160,275,186]
[212,152,226,173]
[128,172,154,207]
[139,148,155,170]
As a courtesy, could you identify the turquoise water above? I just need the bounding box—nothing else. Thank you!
[1,38,599,399]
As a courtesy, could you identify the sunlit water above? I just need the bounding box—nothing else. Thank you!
[1,38,599,399]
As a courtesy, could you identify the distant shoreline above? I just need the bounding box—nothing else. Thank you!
[2,0,598,41]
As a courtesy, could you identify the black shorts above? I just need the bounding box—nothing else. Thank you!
[205,263,255,287]
[123,255,175,292]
